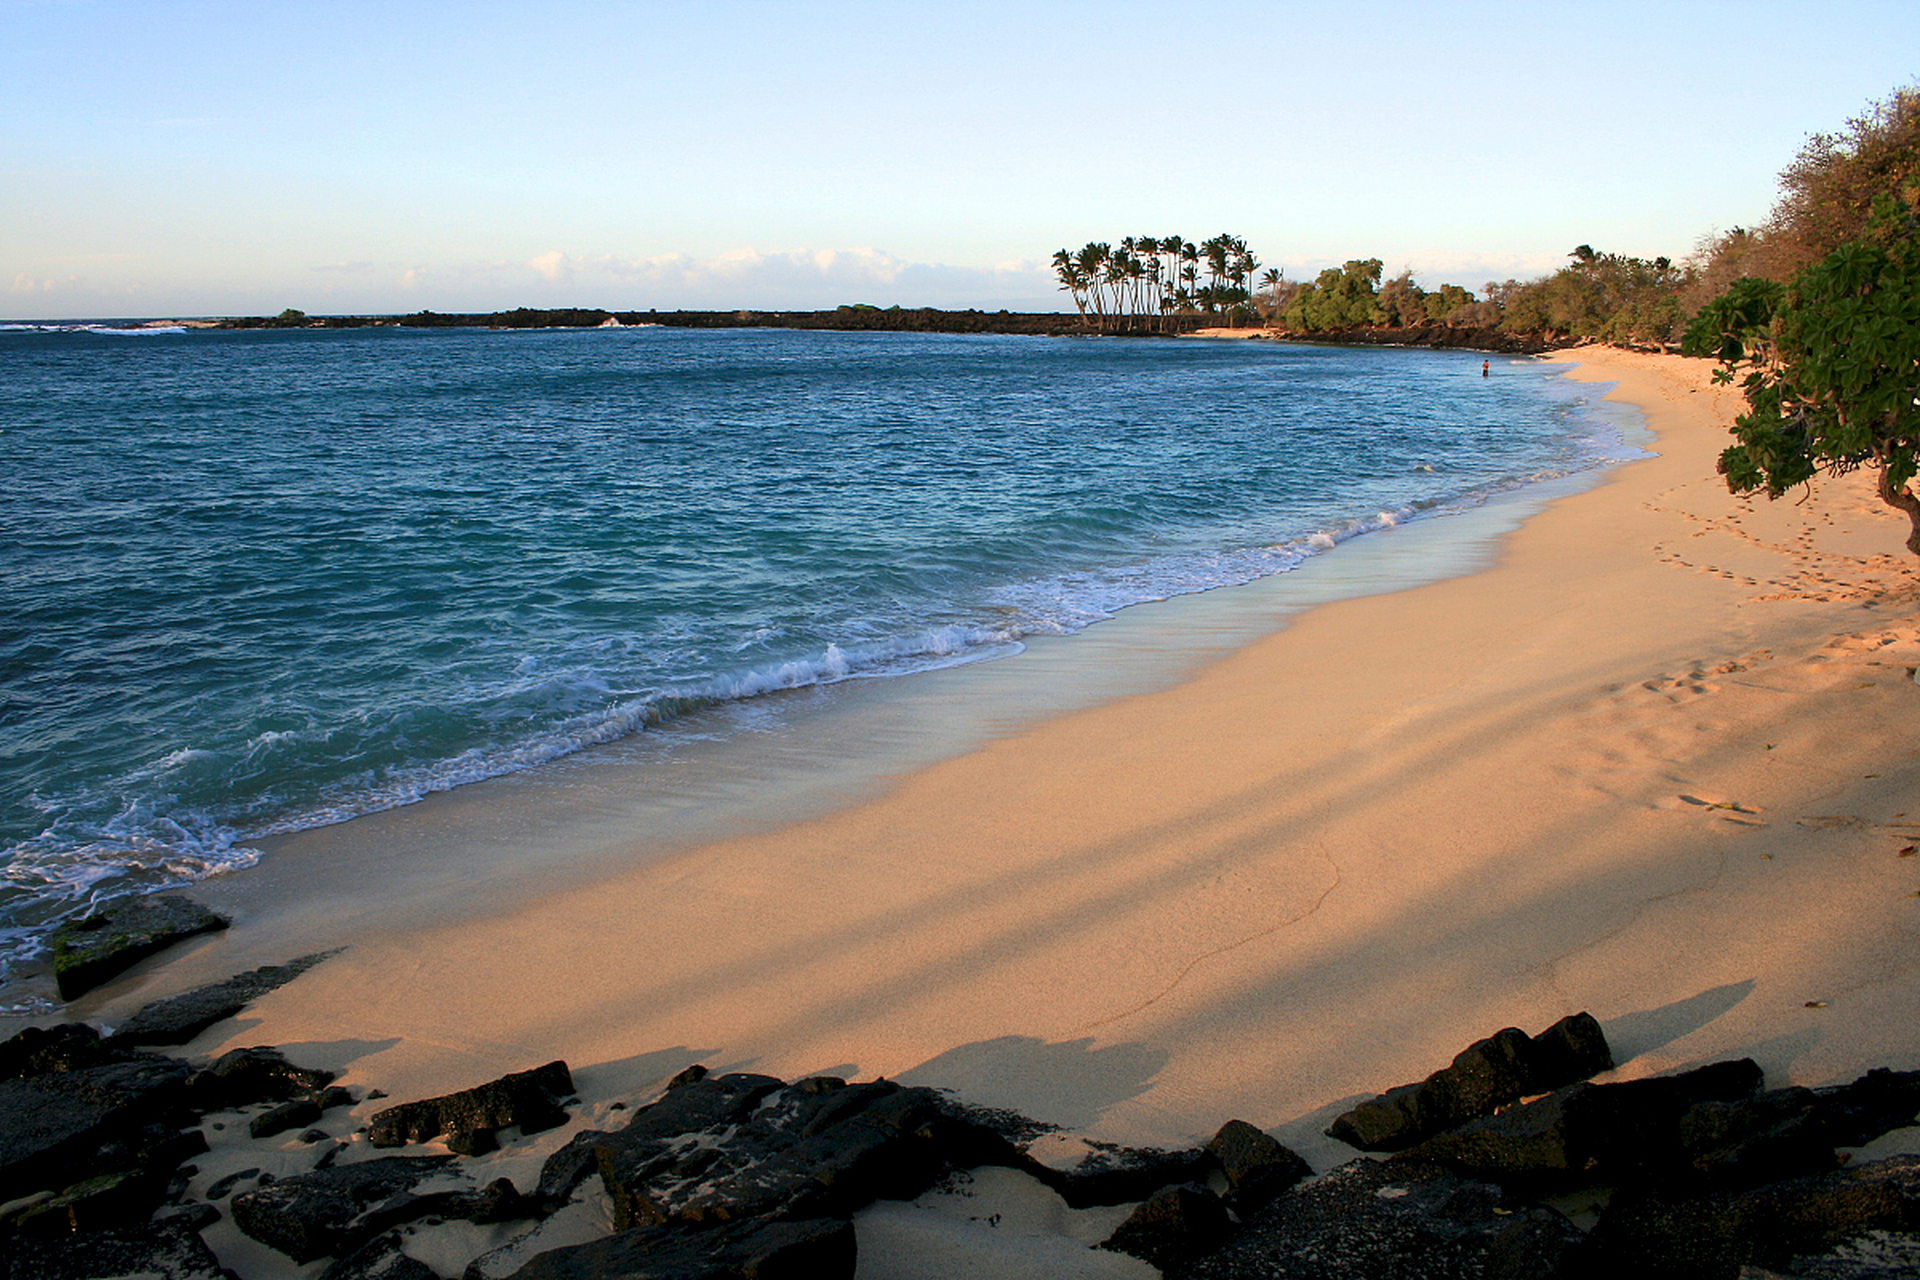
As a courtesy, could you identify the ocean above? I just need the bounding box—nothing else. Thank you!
[0,323,1635,995]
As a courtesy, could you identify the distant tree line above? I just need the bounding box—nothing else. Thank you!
[1052,85,1918,352]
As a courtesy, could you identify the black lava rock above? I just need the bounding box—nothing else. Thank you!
[1406,1058,1766,1191]
[491,1214,856,1280]
[0,1052,195,1203]
[1327,1013,1615,1153]
[1206,1119,1313,1212]
[48,894,229,1001]
[1178,1156,1585,1280]
[231,1154,457,1263]
[1101,1182,1233,1271]
[1583,1153,1920,1279]
[0,1220,232,1280]
[368,1061,574,1151]
[110,950,342,1047]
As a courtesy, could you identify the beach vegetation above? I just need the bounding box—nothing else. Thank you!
[1487,248,1694,346]
[1051,233,1265,331]
[1683,195,1920,556]
[1045,88,1911,350]
[1688,86,1920,297]
[1051,236,1508,339]
[1283,259,1388,331]
[1378,270,1430,328]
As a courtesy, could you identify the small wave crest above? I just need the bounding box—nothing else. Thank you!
[0,621,1027,985]
[0,322,190,335]
[0,811,263,991]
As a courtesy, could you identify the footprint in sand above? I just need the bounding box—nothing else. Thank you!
[1641,668,1719,701]
[1795,814,1920,838]
[1824,627,1920,659]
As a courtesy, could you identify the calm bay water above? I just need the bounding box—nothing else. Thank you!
[0,323,1624,984]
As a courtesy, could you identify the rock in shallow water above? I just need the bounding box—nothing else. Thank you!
[48,894,229,1001]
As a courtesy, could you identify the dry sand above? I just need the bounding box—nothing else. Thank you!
[1184,326,1274,339]
[62,344,1920,1275]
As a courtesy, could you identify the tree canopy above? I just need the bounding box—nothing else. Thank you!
[1682,196,1920,555]
[1686,86,1920,294]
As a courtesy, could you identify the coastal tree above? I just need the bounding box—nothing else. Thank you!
[1052,250,1092,325]
[1257,267,1295,320]
[1765,86,1920,277]
[1422,283,1476,324]
[1283,259,1386,331]
[1050,235,1494,335]
[1051,232,1267,331]
[1491,247,1693,345]
[1682,196,1920,556]
[1685,86,1920,296]
[1378,270,1428,327]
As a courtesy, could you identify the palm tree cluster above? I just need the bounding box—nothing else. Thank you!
[1052,234,1263,331]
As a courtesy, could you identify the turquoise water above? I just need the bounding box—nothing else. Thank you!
[0,324,1622,980]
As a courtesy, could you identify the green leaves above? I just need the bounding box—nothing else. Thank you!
[1695,196,1920,555]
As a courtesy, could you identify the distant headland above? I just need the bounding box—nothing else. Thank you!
[206,305,1556,353]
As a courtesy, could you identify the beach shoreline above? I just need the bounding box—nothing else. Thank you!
[32,343,1920,1274]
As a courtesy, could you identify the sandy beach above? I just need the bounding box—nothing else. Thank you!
[58,343,1920,1273]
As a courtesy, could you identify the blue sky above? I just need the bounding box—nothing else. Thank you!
[5,0,1916,318]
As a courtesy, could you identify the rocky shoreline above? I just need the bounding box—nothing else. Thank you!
[5,898,1918,1279]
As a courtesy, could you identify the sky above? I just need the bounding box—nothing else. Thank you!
[5,0,1917,319]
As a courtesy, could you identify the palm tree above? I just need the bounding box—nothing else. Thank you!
[1231,240,1257,325]
[1136,236,1162,327]
[1055,231,1277,329]
[1160,234,1184,323]
[1053,248,1092,325]
[1202,234,1233,310]
[1103,248,1133,330]
[1076,243,1110,328]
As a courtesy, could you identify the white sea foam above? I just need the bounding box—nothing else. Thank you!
[0,322,188,335]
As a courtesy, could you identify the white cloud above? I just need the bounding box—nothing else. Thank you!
[506,245,1060,311]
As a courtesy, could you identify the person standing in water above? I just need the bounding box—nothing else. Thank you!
[1482,360,1489,377]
